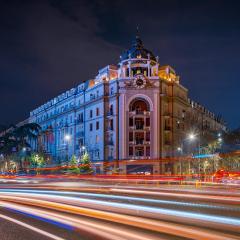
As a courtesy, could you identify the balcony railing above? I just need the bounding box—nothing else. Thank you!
[106,140,114,146]
[129,111,150,116]
[107,111,114,116]
[164,140,171,145]
[76,119,84,124]
[136,140,144,145]
[76,131,84,138]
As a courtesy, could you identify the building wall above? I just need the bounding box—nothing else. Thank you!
[28,43,226,174]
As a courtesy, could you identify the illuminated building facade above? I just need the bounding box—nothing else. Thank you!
[29,36,226,174]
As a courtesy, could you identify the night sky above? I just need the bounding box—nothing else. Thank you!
[1,0,240,129]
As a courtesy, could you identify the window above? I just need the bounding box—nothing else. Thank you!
[146,118,150,126]
[109,104,113,115]
[129,117,133,126]
[129,132,133,141]
[110,119,114,130]
[96,108,100,116]
[78,112,84,123]
[96,121,99,130]
[96,135,99,143]
[90,110,93,118]
[146,132,150,141]
[129,147,133,156]
[89,123,93,131]
[79,138,84,146]
[110,87,114,95]
[146,146,150,156]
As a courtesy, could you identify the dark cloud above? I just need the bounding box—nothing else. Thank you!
[0,0,240,128]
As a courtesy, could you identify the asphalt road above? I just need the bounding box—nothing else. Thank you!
[0,178,239,240]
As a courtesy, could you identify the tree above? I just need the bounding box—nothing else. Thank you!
[68,155,80,174]
[0,123,41,171]
[29,153,45,168]
[79,153,93,174]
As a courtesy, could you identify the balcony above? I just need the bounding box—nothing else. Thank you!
[129,111,150,116]
[135,125,144,130]
[76,119,83,124]
[108,156,114,161]
[164,126,171,131]
[107,111,114,117]
[106,140,114,146]
[76,131,84,138]
[135,140,144,145]
[163,111,170,116]
[107,126,114,131]
[164,140,171,145]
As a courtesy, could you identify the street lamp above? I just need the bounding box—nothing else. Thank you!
[64,134,71,142]
[64,134,71,164]
[177,147,183,175]
[188,133,196,141]
[177,147,182,152]
[181,132,200,176]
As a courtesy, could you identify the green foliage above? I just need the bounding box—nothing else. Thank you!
[29,153,45,168]
[69,155,78,166]
[68,155,80,174]
[79,153,93,174]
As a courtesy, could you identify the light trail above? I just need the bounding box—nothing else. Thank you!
[111,188,240,204]
[0,213,66,240]
[0,199,238,240]
[0,191,240,232]
[0,189,239,212]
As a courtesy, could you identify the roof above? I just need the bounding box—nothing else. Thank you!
[121,35,156,62]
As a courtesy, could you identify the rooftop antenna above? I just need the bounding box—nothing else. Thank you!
[136,26,140,39]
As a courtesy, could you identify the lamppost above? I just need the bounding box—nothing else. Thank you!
[178,132,200,176]
[177,146,183,175]
[80,145,86,162]
[187,133,202,177]
[64,134,71,164]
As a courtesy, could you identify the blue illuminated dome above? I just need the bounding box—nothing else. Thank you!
[121,35,156,62]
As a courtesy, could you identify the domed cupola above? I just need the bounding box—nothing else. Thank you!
[121,35,156,62]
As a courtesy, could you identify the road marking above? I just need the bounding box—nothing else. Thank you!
[0,213,66,240]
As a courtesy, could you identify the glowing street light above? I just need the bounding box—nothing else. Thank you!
[177,147,182,152]
[64,134,71,142]
[22,147,26,152]
[188,133,196,141]
[64,134,71,164]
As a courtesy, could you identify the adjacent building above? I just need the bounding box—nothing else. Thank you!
[29,35,226,174]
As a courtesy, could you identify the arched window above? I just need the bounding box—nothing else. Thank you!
[129,98,150,114]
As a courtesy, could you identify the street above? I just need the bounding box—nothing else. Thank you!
[0,178,239,240]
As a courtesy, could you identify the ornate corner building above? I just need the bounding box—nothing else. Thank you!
[29,36,226,174]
